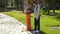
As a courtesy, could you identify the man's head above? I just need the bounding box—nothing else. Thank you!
[34,0,41,4]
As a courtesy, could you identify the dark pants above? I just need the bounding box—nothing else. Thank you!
[34,16,40,31]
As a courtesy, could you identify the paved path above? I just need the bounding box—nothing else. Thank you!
[0,13,32,34]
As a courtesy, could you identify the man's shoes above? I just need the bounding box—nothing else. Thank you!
[36,30,40,33]
[33,31,36,34]
[33,30,40,34]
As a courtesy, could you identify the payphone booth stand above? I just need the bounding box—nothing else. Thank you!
[26,0,31,31]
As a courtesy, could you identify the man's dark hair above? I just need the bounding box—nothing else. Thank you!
[33,0,41,4]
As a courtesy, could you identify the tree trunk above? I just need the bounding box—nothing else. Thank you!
[47,7,50,15]
[53,8,55,14]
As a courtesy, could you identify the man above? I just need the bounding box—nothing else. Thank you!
[33,0,41,33]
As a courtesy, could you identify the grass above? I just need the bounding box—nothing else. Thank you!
[1,10,60,34]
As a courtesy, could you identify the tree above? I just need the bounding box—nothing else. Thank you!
[41,0,57,15]
[0,0,8,11]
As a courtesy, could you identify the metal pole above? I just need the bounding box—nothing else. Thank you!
[26,0,31,30]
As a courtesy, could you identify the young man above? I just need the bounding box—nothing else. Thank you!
[33,0,41,33]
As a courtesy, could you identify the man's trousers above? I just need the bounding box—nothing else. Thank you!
[34,16,40,31]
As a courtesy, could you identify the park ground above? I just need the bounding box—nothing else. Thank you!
[1,10,60,34]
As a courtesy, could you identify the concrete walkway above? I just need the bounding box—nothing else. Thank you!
[0,13,32,34]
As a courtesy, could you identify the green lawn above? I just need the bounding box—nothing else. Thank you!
[2,10,60,34]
